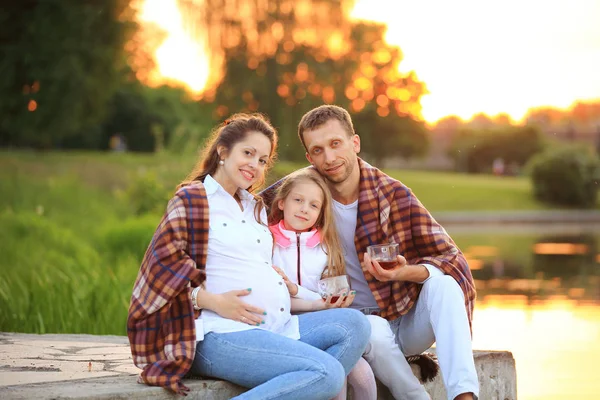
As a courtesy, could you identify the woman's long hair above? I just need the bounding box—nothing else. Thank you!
[268,169,345,277]
[178,113,278,223]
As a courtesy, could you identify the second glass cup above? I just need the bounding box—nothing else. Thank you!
[317,275,351,303]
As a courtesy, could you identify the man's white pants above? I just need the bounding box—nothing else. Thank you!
[362,275,479,400]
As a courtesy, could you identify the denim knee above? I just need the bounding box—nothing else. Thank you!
[340,308,371,346]
[317,357,346,398]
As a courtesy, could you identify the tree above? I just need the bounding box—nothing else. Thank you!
[174,0,428,161]
[0,0,136,148]
[449,125,545,173]
[356,109,428,166]
[528,144,600,207]
[99,81,213,153]
[347,24,428,164]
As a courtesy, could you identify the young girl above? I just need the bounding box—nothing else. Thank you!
[127,114,371,399]
[268,169,377,400]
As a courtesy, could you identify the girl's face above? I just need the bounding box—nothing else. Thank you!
[216,131,272,195]
[278,180,324,232]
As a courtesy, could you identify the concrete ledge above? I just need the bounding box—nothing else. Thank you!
[0,375,247,400]
[0,333,516,399]
[419,350,516,400]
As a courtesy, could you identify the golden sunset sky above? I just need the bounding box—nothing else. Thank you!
[351,0,600,123]
[139,0,600,124]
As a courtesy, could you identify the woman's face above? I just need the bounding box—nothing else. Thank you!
[217,131,272,195]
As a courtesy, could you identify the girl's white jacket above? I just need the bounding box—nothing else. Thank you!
[269,221,327,301]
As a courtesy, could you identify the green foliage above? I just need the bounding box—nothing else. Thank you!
[100,82,214,153]
[0,0,136,148]
[166,122,208,155]
[0,0,430,159]
[141,84,214,155]
[99,215,158,260]
[101,82,157,152]
[527,144,600,207]
[0,165,129,237]
[0,210,102,333]
[357,109,429,165]
[0,0,215,152]
[0,160,145,334]
[124,171,170,215]
[0,209,139,334]
[449,125,545,173]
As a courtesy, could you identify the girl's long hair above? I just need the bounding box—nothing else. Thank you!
[178,113,278,224]
[268,169,345,277]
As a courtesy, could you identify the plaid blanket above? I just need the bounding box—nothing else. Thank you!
[261,158,476,328]
[127,183,208,394]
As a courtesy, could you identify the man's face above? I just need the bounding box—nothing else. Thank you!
[304,119,360,184]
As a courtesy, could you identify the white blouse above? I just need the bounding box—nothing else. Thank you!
[196,175,299,341]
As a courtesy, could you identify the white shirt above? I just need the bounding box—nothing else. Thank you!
[196,175,299,341]
[270,221,326,301]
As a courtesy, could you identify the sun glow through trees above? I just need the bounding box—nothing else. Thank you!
[135,0,600,124]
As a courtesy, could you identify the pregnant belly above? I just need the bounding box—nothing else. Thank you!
[205,270,291,319]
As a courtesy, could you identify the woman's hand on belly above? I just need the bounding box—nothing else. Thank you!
[207,288,266,326]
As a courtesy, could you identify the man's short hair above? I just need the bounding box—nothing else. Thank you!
[298,105,356,151]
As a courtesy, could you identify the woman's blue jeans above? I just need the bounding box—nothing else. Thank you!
[190,308,371,400]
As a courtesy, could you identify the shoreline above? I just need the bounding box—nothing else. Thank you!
[434,210,600,234]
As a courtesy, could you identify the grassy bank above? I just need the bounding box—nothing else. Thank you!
[2,150,563,211]
[383,168,547,211]
[0,151,591,335]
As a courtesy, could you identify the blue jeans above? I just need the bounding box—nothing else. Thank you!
[190,308,371,400]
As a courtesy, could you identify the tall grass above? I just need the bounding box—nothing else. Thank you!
[0,157,154,335]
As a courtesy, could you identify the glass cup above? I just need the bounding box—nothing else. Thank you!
[367,243,400,270]
[317,275,351,304]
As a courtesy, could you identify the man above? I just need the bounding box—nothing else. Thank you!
[263,105,478,400]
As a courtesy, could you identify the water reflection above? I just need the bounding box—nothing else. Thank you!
[452,230,600,400]
[473,297,600,400]
[461,233,599,301]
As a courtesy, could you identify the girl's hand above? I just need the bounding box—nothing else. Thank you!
[272,266,298,296]
[312,290,355,310]
[339,290,356,308]
[213,289,266,326]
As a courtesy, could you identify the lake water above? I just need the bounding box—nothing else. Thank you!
[449,224,600,400]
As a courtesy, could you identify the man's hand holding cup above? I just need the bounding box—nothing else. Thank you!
[365,243,408,282]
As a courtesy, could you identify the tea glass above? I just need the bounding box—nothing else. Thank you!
[317,275,351,303]
[367,243,400,270]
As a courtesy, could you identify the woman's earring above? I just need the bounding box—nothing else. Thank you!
[219,160,224,166]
